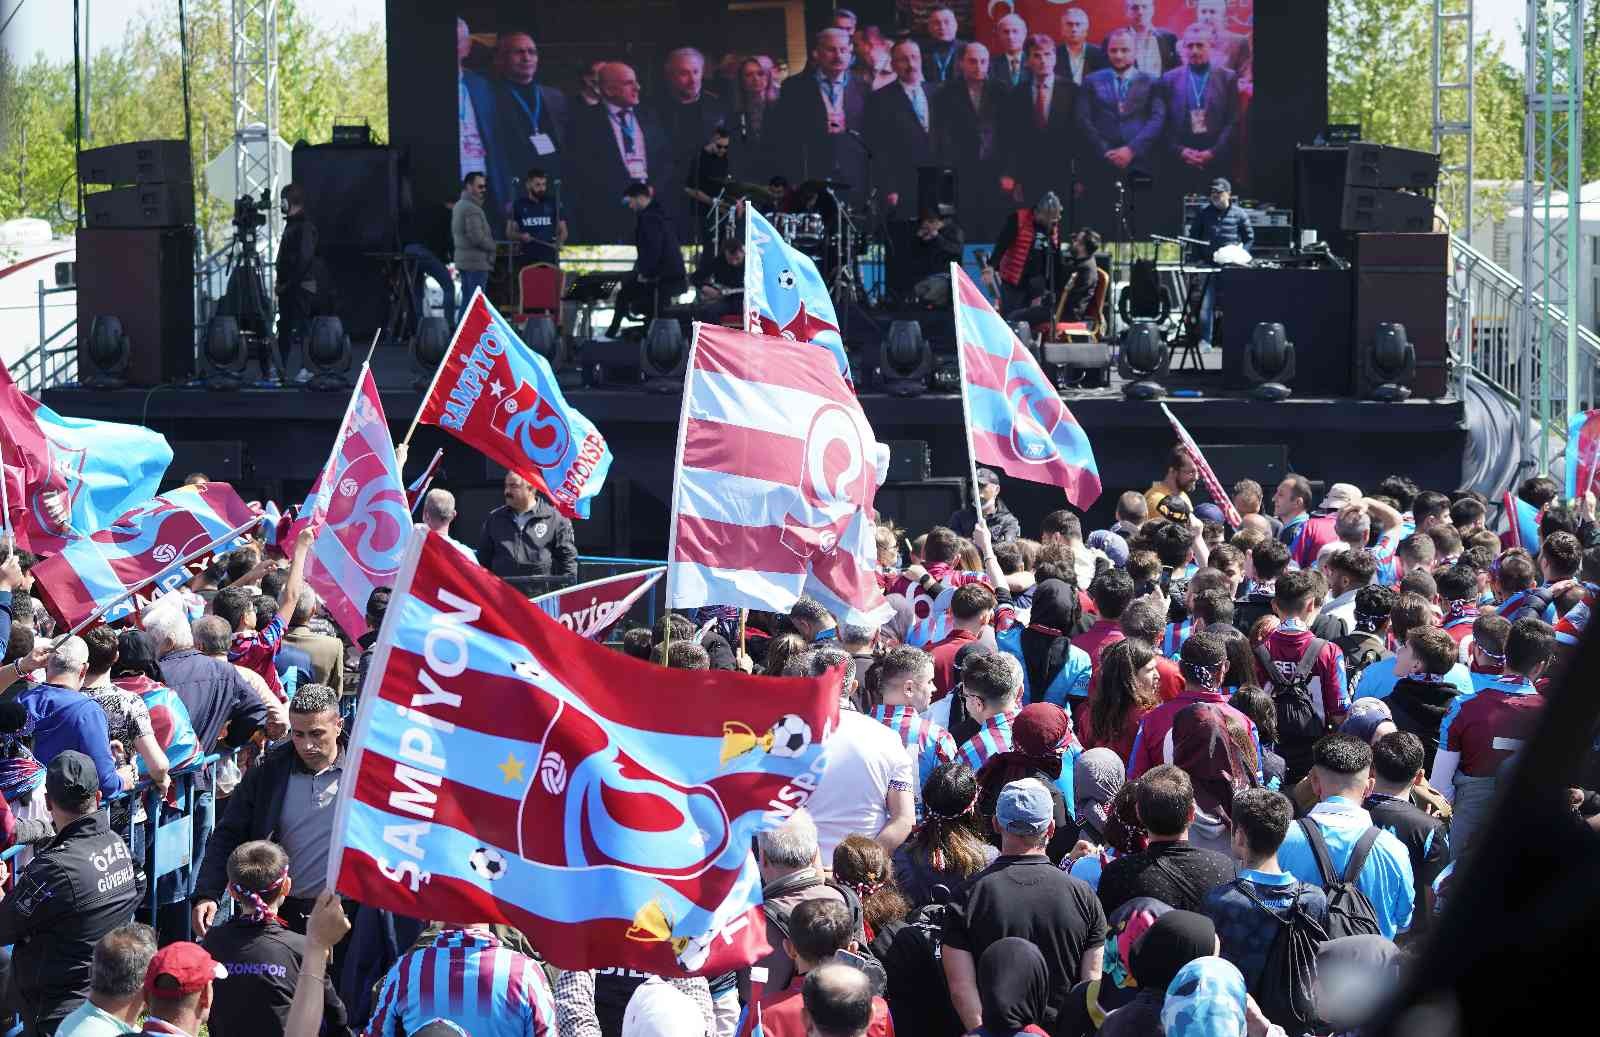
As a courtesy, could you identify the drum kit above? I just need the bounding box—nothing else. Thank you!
[701,176,871,309]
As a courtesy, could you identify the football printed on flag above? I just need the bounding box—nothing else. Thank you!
[951,264,1102,508]
[745,208,851,382]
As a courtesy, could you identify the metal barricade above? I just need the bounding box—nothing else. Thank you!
[575,554,668,641]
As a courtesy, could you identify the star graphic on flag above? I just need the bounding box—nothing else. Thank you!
[498,752,526,784]
[488,380,506,398]
[757,301,839,343]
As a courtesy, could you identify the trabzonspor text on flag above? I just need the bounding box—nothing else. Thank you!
[330,527,841,975]
[31,482,258,630]
[951,264,1101,508]
[286,366,410,639]
[0,363,172,554]
[667,323,892,626]
[745,208,851,382]
[418,289,612,519]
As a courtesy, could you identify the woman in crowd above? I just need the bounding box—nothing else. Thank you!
[1226,686,1284,790]
[1159,957,1253,1037]
[1099,912,1220,1037]
[1207,625,1256,698]
[1165,702,1257,853]
[975,702,1077,860]
[974,939,1052,1037]
[1082,638,1160,761]
[833,834,911,944]
[1013,579,1091,706]
[892,762,996,907]
[1066,779,1147,890]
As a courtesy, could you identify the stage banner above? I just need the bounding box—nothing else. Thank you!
[533,566,665,641]
[417,289,612,519]
[330,527,840,975]
[32,482,258,630]
[666,323,891,626]
[951,264,1101,508]
[0,362,172,554]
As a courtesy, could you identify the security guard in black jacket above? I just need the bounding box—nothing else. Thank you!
[0,752,139,1036]
[476,471,578,596]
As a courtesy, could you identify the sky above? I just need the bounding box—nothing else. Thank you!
[1,0,386,63]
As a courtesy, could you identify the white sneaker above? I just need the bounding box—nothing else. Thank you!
[294,368,313,383]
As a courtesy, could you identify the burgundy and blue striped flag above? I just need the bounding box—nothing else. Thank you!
[406,448,445,516]
[1503,491,1540,553]
[331,526,842,975]
[285,365,410,639]
[951,264,1101,508]
[745,208,851,382]
[1566,409,1600,502]
[31,482,258,630]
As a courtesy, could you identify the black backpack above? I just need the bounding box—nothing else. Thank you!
[1298,819,1384,939]
[1256,639,1328,747]
[1232,880,1328,1031]
[1334,631,1386,691]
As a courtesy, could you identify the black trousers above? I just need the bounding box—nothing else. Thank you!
[606,275,686,336]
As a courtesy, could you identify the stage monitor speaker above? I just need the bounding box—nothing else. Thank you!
[579,337,643,388]
[1340,186,1434,234]
[1219,267,1353,395]
[1294,146,1351,258]
[77,139,192,186]
[84,182,195,228]
[917,166,958,216]
[291,144,402,252]
[1191,444,1290,492]
[1344,142,1441,190]
[1354,233,1449,398]
[876,478,966,541]
[76,226,196,387]
[886,440,931,483]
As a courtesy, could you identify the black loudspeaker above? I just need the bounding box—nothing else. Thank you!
[876,478,967,539]
[578,338,643,387]
[884,221,922,300]
[917,166,958,215]
[168,441,245,483]
[1344,143,1441,190]
[291,144,402,252]
[887,440,931,482]
[1193,444,1290,492]
[77,139,192,185]
[85,182,195,228]
[76,227,196,387]
[1294,146,1351,258]
[1219,267,1352,395]
[1340,187,1434,234]
[1354,233,1449,398]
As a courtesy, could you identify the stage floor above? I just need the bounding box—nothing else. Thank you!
[45,344,1466,557]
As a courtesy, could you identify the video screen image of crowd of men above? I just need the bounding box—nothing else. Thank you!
[452,0,1257,246]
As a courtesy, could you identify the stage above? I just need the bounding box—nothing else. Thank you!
[44,344,1467,558]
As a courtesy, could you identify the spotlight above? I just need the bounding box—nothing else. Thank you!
[640,318,686,393]
[1243,322,1295,402]
[1117,321,1169,400]
[1362,321,1415,402]
[84,316,129,390]
[881,320,931,397]
[410,316,450,391]
[305,316,352,392]
[202,315,246,391]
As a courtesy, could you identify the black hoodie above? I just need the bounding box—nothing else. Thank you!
[1386,677,1461,771]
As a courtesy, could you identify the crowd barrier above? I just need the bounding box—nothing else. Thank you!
[3,751,229,934]
[574,554,668,642]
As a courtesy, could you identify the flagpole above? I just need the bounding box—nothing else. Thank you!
[362,328,382,367]
[59,514,264,641]
[949,262,991,541]
[0,436,11,540]
[662,322,706,634]
[402,286,481,448]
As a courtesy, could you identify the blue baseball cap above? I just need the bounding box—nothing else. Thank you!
[995,778,1054,836]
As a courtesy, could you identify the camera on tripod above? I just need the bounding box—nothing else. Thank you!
[232,190,271,244]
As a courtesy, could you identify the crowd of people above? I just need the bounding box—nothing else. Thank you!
[455,1,1253,251]
[0,438,1590,1037]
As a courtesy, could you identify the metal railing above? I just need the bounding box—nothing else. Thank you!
[1449,233,1600,462]
[14,281,80,393]
[575,554,668,639]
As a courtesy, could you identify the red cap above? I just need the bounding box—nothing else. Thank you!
[143,942,227,997]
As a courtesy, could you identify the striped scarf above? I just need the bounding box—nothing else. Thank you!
[0,740,44,804]
[1443,599,1478,627]
[958,709,1018,771]
[1162,619,1193,659]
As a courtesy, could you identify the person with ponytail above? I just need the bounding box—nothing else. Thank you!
[892,762,997,907]
[201,840,349,1037]
[833,834,912,946]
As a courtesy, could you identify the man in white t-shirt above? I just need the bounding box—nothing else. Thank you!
[785,647,915,858]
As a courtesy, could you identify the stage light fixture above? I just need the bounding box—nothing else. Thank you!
[306,315,352,392]
[640,318,687,392]
[410,316,451,391]
[1362,321,1415,402]
[202,315,246,391]
[1244,322,1296,402]
[84,315,130,390]
[881,320,931,397]
[1117,321,1169,400]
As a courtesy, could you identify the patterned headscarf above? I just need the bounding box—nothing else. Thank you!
[1161,957,1249,1037]
[228,867,290,925]
[1073,748,1125,835]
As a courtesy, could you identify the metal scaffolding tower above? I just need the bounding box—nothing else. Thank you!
[1520,0,1585,468]
[232,0,281,289]
[1431,0,1474,233]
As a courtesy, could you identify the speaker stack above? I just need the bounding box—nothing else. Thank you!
[1339,143,1439,234]
[76,140,196,386]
